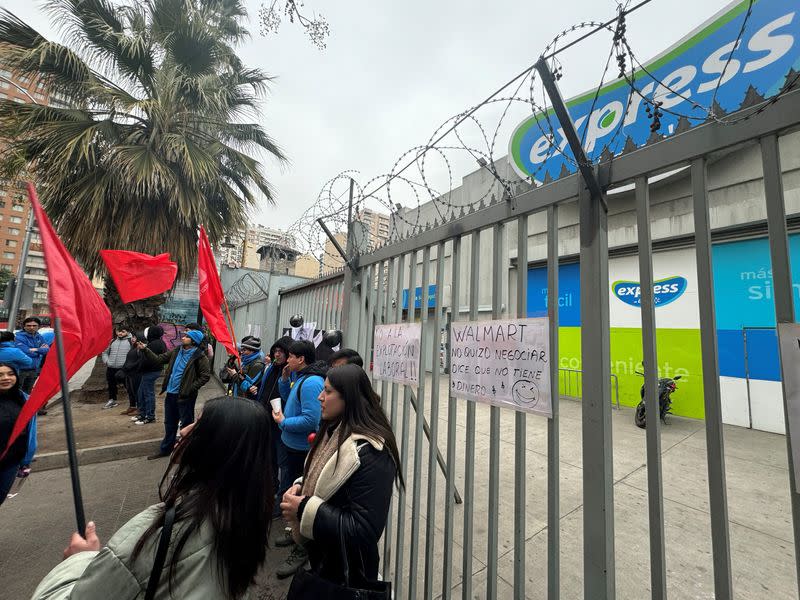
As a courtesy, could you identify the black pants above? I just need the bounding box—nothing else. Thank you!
[19,370,37,395]
[279,446,308,499]
[125,374,141,408]
[160,392,197,455]
[106,367,121,401]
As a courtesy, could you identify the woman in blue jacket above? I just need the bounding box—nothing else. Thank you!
[0,331,34,373]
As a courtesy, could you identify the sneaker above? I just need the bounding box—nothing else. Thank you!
[275,544,308,579]
[131,415,142,422]
[135,417,156,425]
[275,528,294,548]
[102,400,119,409]
[147,452,169,460]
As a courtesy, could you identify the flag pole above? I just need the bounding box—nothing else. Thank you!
[222,298,239,367]
[54,316,86,534]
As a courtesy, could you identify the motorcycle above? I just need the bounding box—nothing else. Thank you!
[634,371,681,429]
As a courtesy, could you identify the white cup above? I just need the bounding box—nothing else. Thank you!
[270,398,281,413]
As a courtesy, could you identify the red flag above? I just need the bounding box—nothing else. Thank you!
[2,184,112,458]
[198,226,237,357]
[100,250,177,304]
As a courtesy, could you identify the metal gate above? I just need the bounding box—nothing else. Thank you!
[276,271,345,340]
[315,86,800,599]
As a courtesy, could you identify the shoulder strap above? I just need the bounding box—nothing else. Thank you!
[145,505,176,600]
[294,375,306,401]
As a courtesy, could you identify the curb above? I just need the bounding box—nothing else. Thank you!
[34,438,163,472]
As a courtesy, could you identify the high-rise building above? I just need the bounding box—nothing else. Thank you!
[0,68,62,316]
[355,208,390,251]
[295,253,321,278]
[321,232,347,275]
[242,225,296,269]
[216,224,299,271]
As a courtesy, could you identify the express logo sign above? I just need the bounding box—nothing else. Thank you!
[509,0,800,182]
[613,276,687,308]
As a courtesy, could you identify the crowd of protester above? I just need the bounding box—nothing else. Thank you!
[1,321,400,599]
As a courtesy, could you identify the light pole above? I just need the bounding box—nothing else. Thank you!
[0,74,39,328]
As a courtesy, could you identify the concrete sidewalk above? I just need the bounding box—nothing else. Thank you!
[0,456,293,599]
[35,372,227,464]
[386,380,797,599]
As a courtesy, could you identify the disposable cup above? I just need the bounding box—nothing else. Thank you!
[270,398,281,413]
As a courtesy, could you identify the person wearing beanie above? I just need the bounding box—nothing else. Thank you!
[185,322,214,359]
[226,337,266,401]
[134,325,168,425]
[137,330,210,459]
[117,331,143,417]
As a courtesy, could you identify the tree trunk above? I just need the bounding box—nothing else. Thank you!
[73,278,165,403]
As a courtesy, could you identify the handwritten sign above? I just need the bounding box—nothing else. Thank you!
[778,323,800,494]
[450,318,551,417]
[373,323,422,386]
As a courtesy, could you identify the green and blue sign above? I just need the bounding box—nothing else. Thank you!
[509,0,800,182]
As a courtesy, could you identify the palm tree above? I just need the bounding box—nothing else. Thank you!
[0,0,285,399]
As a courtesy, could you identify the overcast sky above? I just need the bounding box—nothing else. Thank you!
[2,0,731,232]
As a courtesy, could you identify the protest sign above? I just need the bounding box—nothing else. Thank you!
[373,323,422,386]
[450,317,551,417]
[778,323,800,494]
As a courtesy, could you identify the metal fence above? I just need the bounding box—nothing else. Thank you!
[559,368,620,409]
[276,271,345,339]
[262,63,800,600]
[324,86,800,599]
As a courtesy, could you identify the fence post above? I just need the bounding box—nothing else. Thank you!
[760,133,800,588]
[536,57,615,598]
[340,179,361,346]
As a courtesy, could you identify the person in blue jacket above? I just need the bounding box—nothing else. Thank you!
[15,317,50,414]
[271,339,325,578]
[0,331,34,373]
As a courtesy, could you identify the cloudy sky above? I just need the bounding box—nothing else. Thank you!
[2,0,732,233]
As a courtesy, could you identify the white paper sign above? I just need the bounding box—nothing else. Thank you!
[373,323,422,386]
[778,322,800,494]
[450,318,552,417]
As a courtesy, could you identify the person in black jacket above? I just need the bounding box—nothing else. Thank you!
[280,364,403,588]
[133,326,167,424]
[0,362,33,506]
[118,331,143,417]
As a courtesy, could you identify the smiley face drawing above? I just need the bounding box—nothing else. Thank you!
[512,379,539,408]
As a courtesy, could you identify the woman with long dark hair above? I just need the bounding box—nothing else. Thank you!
[31,397,274,599]
[0,362,33,506]
[281,363,403,591]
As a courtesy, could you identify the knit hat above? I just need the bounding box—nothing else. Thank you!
[241,337,261,351]
[185,330,204,346]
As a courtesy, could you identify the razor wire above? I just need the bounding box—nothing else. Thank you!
[253,0,800,271]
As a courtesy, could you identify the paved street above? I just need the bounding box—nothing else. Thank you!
[0,456,293,599]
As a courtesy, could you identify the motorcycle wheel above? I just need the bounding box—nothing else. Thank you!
[635,400,647,429]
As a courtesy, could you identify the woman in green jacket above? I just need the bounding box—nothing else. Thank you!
[31,397,275,599]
